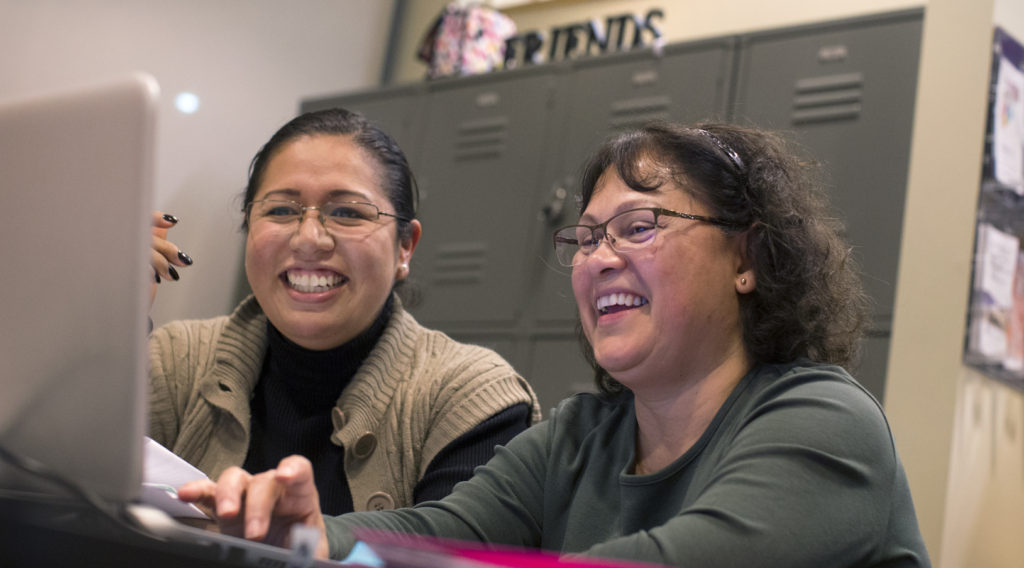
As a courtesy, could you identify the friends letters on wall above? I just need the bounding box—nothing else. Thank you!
[503,8,664,69]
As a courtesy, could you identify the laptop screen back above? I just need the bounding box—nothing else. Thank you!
[0,74,159,504]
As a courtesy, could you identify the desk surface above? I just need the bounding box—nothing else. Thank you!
[0,495,260,568]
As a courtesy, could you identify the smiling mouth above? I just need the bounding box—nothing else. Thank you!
[596,293,649,315]
[284,269,346,293]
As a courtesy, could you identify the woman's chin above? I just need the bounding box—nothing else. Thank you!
[593,351,642,379]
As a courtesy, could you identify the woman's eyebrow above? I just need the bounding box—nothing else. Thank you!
[324,188,371,201]
[258,188,372,202]
[260,188,300,199]
[580,201,658,223]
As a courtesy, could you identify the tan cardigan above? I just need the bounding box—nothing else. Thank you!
[148,295,540,511]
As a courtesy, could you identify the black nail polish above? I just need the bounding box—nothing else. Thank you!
[177,250,193,265]
[154,271,161,284]
[162,213,179,224]
[168,266,180,281]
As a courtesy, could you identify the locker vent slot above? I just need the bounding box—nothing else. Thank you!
[608,95,671,129]
[453,117,508,161]
[430,242,487,285]
[791,72,863,124]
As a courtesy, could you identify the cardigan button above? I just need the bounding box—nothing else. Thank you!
[366,492,395,511]
[331,407,346,429]
[353,432,377,459]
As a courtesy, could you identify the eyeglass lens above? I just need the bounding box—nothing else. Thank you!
[554,209,660,266]
[249,199,382,229]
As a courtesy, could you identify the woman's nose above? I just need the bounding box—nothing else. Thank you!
[584,235,626,270]
[292,210,334,253]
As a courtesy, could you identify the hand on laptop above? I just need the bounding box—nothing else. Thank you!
[176,455,330,560]
[150,210,193,305]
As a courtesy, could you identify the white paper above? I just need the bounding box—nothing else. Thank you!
[969,223,1022,359]
[1005,252,1024,371]
[141,436,210,519]
[993,57,1024,194]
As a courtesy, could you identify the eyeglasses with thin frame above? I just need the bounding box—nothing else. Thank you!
[552,207,742,267]
[246,199,409,234]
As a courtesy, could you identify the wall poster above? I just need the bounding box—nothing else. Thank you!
[965,26,1024,389]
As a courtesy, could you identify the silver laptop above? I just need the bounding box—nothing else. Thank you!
[0,75,342,567]
[0,74,156,503]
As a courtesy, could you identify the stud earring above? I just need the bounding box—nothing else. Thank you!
[740,277,747,285]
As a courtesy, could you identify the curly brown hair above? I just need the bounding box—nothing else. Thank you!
[574,121,871,395]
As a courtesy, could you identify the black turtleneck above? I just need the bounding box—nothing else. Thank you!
[243,298,392,514]
[242,297,531,514]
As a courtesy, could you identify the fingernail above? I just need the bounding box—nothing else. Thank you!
[177,250,194,265]
[162,213,179,224]
[154,271,161,284]
[168,266,180,281]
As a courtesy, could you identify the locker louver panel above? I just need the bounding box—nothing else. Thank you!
[429,242,487,286]
[791,72,864,124]
[453,117,508,161]
[608,94,672,128]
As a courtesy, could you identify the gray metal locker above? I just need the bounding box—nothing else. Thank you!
[409,66,562,330]
[294,9,924,412]
[731,9,924,401]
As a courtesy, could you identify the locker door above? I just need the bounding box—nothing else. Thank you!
[732,9,923,400]
[533,39,737,325]
[411,68,561,326]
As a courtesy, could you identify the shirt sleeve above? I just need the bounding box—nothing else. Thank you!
[324,416,552,560]
[411,403,531,503]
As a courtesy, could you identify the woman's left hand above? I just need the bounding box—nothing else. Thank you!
[150,211,192,307]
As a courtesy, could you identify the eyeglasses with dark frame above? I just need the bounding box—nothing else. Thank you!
[552,207,742,267]
[246,199,410,233]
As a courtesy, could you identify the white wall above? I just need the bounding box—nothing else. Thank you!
[0,0,395,326]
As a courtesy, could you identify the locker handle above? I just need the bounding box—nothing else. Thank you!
[540,186,568,224]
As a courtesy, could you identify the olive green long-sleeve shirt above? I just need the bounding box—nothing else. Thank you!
[325,360,930,567]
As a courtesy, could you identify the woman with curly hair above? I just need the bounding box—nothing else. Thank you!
[180,121,930,567]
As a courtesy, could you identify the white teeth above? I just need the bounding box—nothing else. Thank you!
[596,293,648,313]
[287,270,343,293]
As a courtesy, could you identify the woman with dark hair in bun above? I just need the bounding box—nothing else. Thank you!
[148,108,539,516]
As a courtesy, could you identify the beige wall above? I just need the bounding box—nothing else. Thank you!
[394,1,1024,567]
[389,0,924,84]
[886,0,1024,566]
[1,0,396,327]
